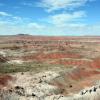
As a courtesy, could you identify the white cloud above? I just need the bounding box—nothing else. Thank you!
[39,23,100,36]
[0,12,11,16]
[0,12,31,26]
[12,16,22,21]
[37,0,94,12]
[28,22,45,29]
[0,21,45,35]
[0,9,97,36]
[0,19,100,36]
[48,11,86,26]
[0,2,98,36]
[21,2,33,7]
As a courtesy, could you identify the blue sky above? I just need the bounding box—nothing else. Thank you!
[0,0,100,36]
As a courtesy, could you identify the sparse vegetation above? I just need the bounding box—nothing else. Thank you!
[0,62,66,73]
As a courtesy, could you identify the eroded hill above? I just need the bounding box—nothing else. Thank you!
[0,35,100,100]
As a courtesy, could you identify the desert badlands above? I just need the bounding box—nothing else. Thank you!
[0,35,100,100]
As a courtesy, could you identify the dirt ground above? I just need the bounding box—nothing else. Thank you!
[0,35,100,100]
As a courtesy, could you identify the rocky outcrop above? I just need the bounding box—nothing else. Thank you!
[0,71,100,100]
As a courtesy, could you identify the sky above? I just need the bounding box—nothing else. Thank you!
[0,0,100,36]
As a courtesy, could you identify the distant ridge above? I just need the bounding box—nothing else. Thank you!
[0,34,100,38]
